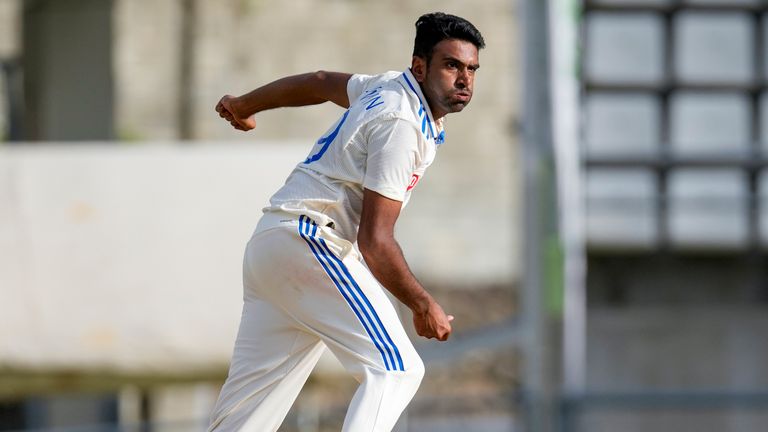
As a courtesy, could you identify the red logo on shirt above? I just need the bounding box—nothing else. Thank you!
[407,174,420,191]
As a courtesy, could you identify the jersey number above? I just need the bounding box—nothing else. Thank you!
[304,110,350,164]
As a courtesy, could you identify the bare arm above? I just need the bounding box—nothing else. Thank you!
[216,71,353,131]
[357,188,453,341]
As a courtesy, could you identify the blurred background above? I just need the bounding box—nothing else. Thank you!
[2,0,768,431]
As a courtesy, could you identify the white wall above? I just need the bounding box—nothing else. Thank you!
[0,143,296,372]
[0,143,514,372]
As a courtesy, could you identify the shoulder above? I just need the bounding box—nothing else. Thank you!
[347,71,402,97]
[349,73,420,126]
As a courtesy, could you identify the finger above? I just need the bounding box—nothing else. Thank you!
[235,117,254,131]
[216,99,230,114]
[221,97,235,115]
[448,315,454,322]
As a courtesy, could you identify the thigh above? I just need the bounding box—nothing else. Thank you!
[314,248,420,377]
[243,221,419,376]
[227,298,318,377]
[282,217,420,377]
[210,298,325,431]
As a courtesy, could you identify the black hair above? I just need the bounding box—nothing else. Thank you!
[412,12,485,62]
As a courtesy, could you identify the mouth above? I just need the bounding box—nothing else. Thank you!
[450,97,470,108]
[453,91,471,103]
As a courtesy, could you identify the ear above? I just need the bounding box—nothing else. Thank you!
[411,55,427,82]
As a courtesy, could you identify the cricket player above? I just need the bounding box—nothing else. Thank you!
[209,12,485,431]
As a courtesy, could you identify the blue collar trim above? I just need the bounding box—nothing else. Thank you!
[401,71,444,145]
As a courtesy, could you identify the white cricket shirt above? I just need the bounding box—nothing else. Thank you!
[265,68,445,242]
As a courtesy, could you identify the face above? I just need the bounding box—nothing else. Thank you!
[411,39,480,119]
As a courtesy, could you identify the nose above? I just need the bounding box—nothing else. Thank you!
[455,68,471,89]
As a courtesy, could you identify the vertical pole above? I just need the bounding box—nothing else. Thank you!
[549,0,587,397]
[659,5,675,249]
[3,60,24,141]
[178,0,197,141]
[520,0,557,430]
[747,9,762,296]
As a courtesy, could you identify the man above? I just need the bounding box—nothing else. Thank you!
[209,12,484,432]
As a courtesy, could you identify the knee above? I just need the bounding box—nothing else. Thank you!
[369,355,424,388]
[367,356,423,398]
[402,356,425,387]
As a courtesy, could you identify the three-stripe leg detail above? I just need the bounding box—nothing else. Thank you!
[297,216,404,371]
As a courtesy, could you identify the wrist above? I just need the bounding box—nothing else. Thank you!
[409,293,433,315]
[233,94,264,118]
[230,96,249,116]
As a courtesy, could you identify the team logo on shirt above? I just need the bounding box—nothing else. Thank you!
[361,87,385,111]
[407,174,420,191]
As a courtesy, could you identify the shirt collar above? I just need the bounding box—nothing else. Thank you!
[400,68,446,146]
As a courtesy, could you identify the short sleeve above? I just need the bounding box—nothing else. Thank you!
[363,118,422,202]
[347,71,401,105]
[347,74,375,105]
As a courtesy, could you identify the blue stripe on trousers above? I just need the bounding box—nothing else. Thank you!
[313,234,405,371]
[297,216,398,371]
[301,216,402,371]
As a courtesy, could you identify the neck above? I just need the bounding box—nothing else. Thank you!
[415,81,447,120]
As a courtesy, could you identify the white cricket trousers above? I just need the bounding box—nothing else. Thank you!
[208,212,424,432]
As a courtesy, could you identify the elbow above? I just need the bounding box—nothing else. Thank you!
[313,70,330,83]
[310,70,332,101]
[311,70,350,108]
[357,231,385,258]
[357,232,376,259]
[357,229,398,261]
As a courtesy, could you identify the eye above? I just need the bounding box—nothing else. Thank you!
[446,61,458,69]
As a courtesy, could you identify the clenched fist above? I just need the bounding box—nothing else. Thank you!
[413,300,454,341]
[215,95,256,131]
